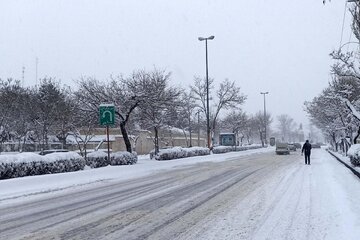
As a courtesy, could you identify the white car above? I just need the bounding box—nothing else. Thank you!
[276,143,290,155]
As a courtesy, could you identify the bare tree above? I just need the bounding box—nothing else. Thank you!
[221,111,248,145]
[134,69,182,154]
[75,73,144,153]
[172,91,197,147]
[191,77,246,140]
[69,105,98,159]
[253,111,272,146]
[277,114,294,142]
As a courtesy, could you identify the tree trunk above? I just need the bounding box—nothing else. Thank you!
[181,129,188,147]
[120,121,132,153]
[331,132,337,151]
[189,126,192,147]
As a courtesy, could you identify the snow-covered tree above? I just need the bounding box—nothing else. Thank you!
[172,91,197,147]
[31,78,70,150]
[134,69,182,154]
[75,72,145,153]
[276,114,295,142]
[191,77,246,141]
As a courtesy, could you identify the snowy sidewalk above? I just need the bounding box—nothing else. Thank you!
[327,149,360,177]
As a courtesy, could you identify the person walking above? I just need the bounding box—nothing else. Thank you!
[302,140,312,165]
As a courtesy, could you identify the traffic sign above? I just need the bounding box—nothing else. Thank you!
[99,104,115,126]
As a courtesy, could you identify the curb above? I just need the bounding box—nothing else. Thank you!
[326,149,360,179]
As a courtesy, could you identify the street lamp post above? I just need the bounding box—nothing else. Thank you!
[198,35,215,149]
[260,92,269,146]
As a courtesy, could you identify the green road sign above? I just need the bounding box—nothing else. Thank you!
[99,104,115,126]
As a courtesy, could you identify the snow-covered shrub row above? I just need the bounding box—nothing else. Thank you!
[152,147,210,161]
[0,152,85,180]
[347,144,360,166]
[86,151,110,168]
[110,151,138,165]
[212,146,233,154]
[212,145,264,154]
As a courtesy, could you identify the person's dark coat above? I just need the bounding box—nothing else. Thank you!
[302,142,312,155]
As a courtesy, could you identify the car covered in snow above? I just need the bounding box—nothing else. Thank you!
[288,143,297,151]
[276,143,290,155]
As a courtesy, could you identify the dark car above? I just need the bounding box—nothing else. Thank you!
[294,143,302,149]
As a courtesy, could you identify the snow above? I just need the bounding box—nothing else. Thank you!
[153,146,210,160]
[0,152,43,164]
[66,134,119,143]
[0,147,272,203]
[87,151,107,158]
[0,152,82,164]
[1,147,360,239]
[190,149,360,240]
[43,151,83,162]
[347,144,360,158]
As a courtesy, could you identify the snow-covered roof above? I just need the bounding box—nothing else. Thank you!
[66,135,121,143]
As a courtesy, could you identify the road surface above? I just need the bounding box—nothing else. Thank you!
[1,148,360,240]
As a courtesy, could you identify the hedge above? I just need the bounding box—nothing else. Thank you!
[0,152,85,180]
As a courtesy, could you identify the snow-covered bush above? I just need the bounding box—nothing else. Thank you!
[347,144,360,166]
[44,152,86,173]
[153,147,210,161]
[110,151,137,165]
[86,151,110,168]
[212,144,264,154]
[0,152,85,180]
[183,147,210,157]
[212,146,233,154]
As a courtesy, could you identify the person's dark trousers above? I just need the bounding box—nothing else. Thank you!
[305,154,310,165]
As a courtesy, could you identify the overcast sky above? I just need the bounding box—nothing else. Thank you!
[0,0,355,130]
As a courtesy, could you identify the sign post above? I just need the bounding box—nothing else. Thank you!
[99,104,115,162]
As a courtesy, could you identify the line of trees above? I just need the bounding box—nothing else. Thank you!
[0,68,257,156]
[305,2,360,152]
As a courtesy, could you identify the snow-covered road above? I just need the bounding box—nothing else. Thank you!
[189,149,360,240]
[1,148,360,240]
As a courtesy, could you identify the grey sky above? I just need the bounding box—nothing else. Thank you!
[0,0,354,129]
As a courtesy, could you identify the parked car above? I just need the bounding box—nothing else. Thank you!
[312,143,321,148]
[288,143,297,151]
[294,143,302,149]
[39,149,69,155]
[276,143,290,155]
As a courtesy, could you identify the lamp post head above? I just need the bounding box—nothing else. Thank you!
[198,36,215,41]
[260,91,269,95]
